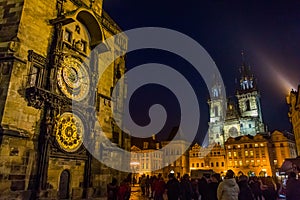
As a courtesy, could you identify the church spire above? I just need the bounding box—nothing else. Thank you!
[237,51,257,94]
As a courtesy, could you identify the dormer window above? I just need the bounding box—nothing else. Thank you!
[143,142,149,149]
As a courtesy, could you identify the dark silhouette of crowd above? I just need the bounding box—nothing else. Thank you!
[108,170,300,200]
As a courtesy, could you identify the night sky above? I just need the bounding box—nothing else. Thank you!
[103,0,300,143]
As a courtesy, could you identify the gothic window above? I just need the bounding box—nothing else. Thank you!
[214,106,219,117]
[250,80,253,88]
[216,134,219,139]
[245,100,251,111]
[212,88,219,97]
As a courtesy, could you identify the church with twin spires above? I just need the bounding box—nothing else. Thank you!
[208,58,266,146]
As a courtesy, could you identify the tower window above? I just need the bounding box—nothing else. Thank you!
[245,100,251,111]
[214,106,219,117]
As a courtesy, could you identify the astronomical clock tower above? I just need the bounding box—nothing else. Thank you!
[0,0,128,199]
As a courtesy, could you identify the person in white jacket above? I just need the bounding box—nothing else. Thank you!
[217,170,239,200]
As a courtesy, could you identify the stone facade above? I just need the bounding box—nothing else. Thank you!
[0,0,129,199]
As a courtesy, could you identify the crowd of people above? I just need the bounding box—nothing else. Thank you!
[107,169,300,200]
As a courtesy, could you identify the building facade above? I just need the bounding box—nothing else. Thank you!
[269,130,297,174]
[0,0,129,199]
[208,60,265,146]
[130,136,163,178]
[189,143,226,175]
[224,134,272,177]
[287,85,300,156]
[190,130,297,178]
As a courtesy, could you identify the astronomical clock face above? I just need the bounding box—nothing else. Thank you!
[55,112,84,152]
[57,56,90,101]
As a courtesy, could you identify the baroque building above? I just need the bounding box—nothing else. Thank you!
[224,134,272,177]
[130,135,163,178]
[269,130,297,174]
[0,0,129,199]
[287,85,300,156]
[189,143,226,175]
[130,128,190,180]
[208,58,265,146]
[190,130,296,178]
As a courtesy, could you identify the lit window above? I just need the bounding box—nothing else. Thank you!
[228,146,231,149]
[237,145,241,148]
[250,151,254,156]
[255,144,258,147]
[228,152,232,157]
[229,161,232,166]
[260,143,264,147]
[245,151,248,156]
[234,161,238,166]
[239,160,243,166]
[234,152,237,157]
[274,160,278,165]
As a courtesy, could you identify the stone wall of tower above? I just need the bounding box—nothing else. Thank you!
[0,0,56,198]
[208,97,226,146]
[0,0,24,42]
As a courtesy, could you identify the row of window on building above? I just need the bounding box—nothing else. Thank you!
[191,161,225,168]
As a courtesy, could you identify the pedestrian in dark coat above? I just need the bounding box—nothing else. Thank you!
[249,177,262,200]
[198,174,210,200]
[208,173,221,200]
[238,175,254,200]
[180,174,193,200]
[166,173,180,200]
[107,178,118,200]
[286,172,300,200]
